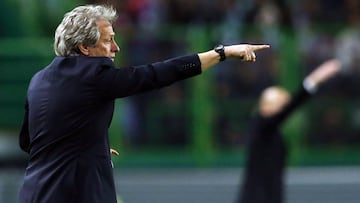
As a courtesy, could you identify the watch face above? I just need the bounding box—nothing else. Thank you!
[215,45,224,51]
[215,44,226,61]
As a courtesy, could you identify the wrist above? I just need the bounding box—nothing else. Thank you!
[214,44,226,62]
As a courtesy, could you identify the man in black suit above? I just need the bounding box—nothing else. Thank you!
[18,4,269,203]
[237,59,340,203]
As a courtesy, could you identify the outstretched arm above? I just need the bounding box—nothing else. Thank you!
[259,59,341,121]
[303,59,341,93]
[198,44,270,72]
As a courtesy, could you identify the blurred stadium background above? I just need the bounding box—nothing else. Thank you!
[0,0,359,202]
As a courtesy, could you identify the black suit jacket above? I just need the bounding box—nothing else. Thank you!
[238,87,310,203]
[18,55,201,203]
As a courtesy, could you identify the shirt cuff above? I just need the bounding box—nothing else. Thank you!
[303,78,318,94]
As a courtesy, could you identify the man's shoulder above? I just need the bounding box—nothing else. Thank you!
[50,56,115,76]
[54,56,114,69]
[29,56,115,84]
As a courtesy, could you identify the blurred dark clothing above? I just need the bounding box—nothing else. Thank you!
[18,55,201,203]
[238,86,310,203]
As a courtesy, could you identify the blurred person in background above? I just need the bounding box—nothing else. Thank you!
[236,59,341,203]
[334,0,360,96]
[17,4,269,203]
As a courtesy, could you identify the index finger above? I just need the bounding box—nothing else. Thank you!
[249,44,270,51]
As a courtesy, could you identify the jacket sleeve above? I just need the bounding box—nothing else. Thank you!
[275,85,311,124]
[93,54,202,99]
[19,99,30,153]
[258,85,312,131]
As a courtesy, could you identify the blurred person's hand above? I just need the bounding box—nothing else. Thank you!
[304,59,341,90]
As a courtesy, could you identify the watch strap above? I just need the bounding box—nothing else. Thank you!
[214,44,226,62]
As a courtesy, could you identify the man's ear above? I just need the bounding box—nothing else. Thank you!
[78,44,89,55]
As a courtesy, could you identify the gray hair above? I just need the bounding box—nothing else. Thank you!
[54,5,118,56]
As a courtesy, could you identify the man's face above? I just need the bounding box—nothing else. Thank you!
[87,20,119,61]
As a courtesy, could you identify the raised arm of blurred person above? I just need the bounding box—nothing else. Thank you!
[237,59,340,203]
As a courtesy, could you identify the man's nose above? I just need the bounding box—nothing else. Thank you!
[112,41,120,52]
